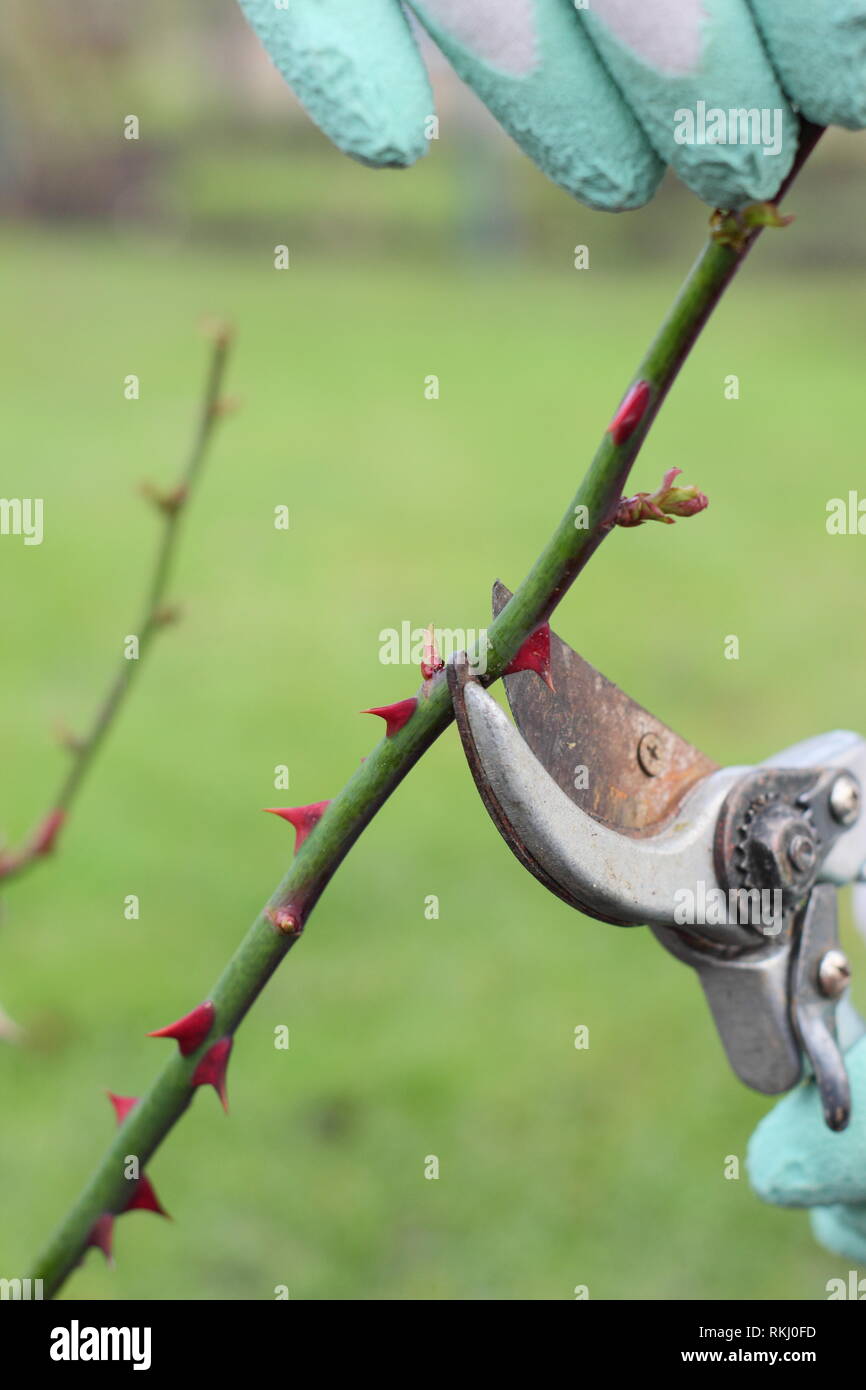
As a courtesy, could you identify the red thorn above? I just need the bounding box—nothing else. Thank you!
[147,1000,215,1057]
[86,1214,115,1264]
[264,801,330,852]
[107,1092,138,1125]
[126,1174,169,1219]
[192,1036,233,1112]
[32,808,66,857]
[608,380,651,446]
[363,698,418,738]
[504,625,554,692]
[266,905,302,937]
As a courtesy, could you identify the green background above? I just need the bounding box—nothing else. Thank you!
[2,2,866,1302]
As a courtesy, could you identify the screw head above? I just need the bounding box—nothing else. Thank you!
[787,832,817,873]
[829,773,861,827]
[818,949,851,1000]
[637,731,666,777]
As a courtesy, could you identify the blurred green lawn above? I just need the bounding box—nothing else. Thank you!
[1,225,865,1301]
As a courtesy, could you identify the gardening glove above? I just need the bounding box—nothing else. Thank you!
[237,0,866,212]
[748,999,866,1266]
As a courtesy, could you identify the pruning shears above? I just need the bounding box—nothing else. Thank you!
[449,583,866,1132]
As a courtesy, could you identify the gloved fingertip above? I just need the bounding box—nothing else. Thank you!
[675,148,795,212]
[750,0,866,131]
[537,147,663,212]
[671,137,796,212]
[335,123,430,170]
[746,1113,817,1208]
[811,1205,866,1268]
[410,0,664,214]
[581,0,799,210]
[238,0,433,169]
[748,1035,866,1208]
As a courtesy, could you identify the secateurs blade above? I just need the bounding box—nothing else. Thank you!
[448,583,866,1132]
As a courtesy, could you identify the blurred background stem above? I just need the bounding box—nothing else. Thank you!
[0,328,233,887]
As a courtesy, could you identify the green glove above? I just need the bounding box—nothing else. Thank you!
[748,1002,866,1267]
[237,0,866,211]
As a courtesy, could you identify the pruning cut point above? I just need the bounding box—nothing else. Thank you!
[54,720,84,753]
[363,698,418,738]
[126,1174,170,1220]
[504,625,554,692]
[266,905,302,937]
[420,624,445,682]
[192,1037,233,1113]
[107,1092,138,1125]
[147,1000,216,1057]
[608,380,651,446]
[33,808,66,858]
[140,481,187,515]
[152,604,181,627]
[265,802,330,852]
[86,1214,115,1265]
[201,315,234,348]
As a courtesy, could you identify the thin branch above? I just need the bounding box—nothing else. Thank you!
[29,126,822,1297]
[0,326,234,885]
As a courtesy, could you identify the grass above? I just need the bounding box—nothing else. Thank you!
[1,225,864,1300]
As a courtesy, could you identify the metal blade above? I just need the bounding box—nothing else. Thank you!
[450,655,741,930]
[493,581,718,838]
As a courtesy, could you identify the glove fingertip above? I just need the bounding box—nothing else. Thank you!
[238,0,433,169]
[746,1119,815,1208]
[811,1206,866,1268]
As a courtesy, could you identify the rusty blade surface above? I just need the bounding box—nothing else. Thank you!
[493,581,719,838]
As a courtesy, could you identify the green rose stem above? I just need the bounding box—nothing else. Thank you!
[0,324,234,886]
[31,124,822,1297]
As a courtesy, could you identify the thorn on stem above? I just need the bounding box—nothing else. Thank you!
[32,809,66,858]
[192,1037,233,1112]
[264,802,330,852]
[107,1092,138,1125]
[105,1094,169,1220]
[504,625,554,691]
[608,380,651,446]
[85,1214,115,1264]
[363,698,418,738]
[126,1174,169,1219]
[147,1000,215,1057]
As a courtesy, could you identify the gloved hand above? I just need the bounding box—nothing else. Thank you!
[237,0,866,211]
[748,999,866,1267]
